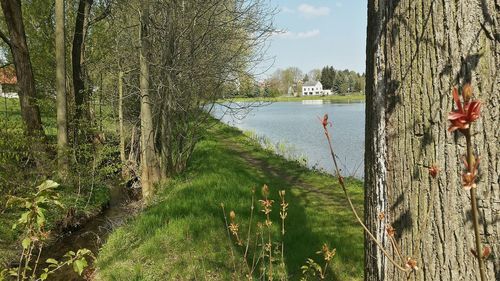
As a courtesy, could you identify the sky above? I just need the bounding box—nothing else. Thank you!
[261,0,367,77]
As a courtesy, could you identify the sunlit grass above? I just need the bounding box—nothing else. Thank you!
[96,121,364,280]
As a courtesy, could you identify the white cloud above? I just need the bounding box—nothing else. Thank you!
[275,29,320,39]
[297,4,330,17]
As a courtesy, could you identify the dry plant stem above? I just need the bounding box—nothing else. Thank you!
[221,204,238,274]
[388,235,404,264]
[465,130,486,281]
[322,128,410,273]
[245,192,255,259]
[17,246,25,280]
[23,243,35,279]
[266,212,272,280]
[31,244,43,279]
[243,193,255,277]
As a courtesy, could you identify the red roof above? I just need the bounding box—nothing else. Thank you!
[0,66,17,84]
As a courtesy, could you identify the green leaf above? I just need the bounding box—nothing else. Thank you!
[52,199,64,208]
[22,238,31,249]
[36,208,46,227]
[18,212,29,224]
[35,196,48,204]
[45,258,58,264]
[37,180,59,193]
[72,258,88,276]
[40,273,48,280]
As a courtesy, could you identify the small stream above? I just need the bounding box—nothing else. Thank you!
[39,185,133,281]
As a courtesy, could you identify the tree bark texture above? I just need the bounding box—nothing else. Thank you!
[72,0,93,122]
[55,0,69,175]
[0,0,44,137]
[365,1,499,280]
[139,0,160,198]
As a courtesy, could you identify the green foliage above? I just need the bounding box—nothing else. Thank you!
[2,180,94,280]
[320,66,365,94]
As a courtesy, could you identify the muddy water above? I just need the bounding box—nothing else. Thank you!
[39,186,132,281]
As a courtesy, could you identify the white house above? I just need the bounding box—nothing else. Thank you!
[301,81,332,96]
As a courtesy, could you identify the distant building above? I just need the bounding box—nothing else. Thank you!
[0,66,18,99]
[0,66,17,85]
[301,81,332,96]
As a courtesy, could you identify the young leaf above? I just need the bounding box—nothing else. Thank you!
[72,258,88,276]
[36,209,46,227]
[45,258,58,264]
[37,180,60,193]
[22,238,31,249]
[40,272,48,280]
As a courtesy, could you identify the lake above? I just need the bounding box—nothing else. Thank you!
[213,101,365,179]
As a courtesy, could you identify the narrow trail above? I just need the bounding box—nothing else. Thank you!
[217,135,341,205]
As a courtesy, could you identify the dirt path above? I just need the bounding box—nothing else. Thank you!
[218,136,338,202]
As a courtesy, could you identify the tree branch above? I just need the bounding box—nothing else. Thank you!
[0,28,11,47]
[89,3,112,26]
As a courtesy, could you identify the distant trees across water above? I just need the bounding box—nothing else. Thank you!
[236,66,365,98]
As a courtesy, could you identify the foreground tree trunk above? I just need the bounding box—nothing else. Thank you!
[0,0,45,137]
[55,0,69,176]
[139,0,160,199]
[365,1,499,280]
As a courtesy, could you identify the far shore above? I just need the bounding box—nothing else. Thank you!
[220,93,365,103]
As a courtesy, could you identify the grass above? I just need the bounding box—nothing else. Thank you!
[222,93,365,103]
[96,121,364,280]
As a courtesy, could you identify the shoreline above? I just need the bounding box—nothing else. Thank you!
[219,93,365,103]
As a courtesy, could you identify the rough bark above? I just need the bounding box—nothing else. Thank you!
[0,0,45,137]
[55,0,69,176]
[139,0,160,199]
[365,1,499,280]
[72,0,93,123]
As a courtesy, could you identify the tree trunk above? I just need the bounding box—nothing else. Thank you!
[365,1,499,280]
[0,0,45,138]
[139,0,160,199]
[55,0,69,176]
[72,0,93,123]
[118,70,127,178]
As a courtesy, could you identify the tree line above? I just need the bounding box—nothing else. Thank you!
[0,0,275,199]
[237,66,365,97]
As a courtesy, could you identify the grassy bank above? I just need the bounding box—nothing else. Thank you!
[0,98,111,266]
[222,93,365,103]
[96,121,364,280]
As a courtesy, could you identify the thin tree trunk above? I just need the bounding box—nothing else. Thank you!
[0,0,45,138]
[118,70,127,178]
[365,1,499,280]
[72,0,93,124]
[55,0,69,177]
[139,0,160,199]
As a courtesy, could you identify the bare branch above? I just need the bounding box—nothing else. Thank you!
[0,28,11,47]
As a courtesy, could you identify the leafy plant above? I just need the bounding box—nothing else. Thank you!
[300,244,336,281]
[2,180,94,281]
